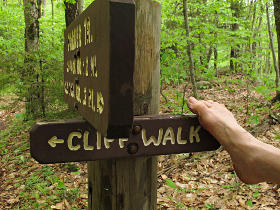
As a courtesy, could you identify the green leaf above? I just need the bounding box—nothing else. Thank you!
[57,180,66,190]
[246,200,254,207]
[15,113,24,119]
[253,191,260,198]
[165,178,177,189]
[204,203,215,209]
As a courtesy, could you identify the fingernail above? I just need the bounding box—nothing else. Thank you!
[188,97,197,105]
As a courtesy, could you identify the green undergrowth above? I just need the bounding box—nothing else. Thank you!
[0,92,86,209]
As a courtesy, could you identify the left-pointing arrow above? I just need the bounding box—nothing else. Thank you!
[48,136,64,148]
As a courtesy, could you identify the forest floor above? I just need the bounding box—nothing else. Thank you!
[0,75,280,209]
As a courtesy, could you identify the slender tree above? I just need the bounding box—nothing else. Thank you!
[42,0,46,17]
[23,0,42,117]
[214,10,218,75]
[230,0,242,72]
[272,0,280,98]
[183,0,198,98]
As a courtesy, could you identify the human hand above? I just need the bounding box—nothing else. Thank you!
[187,97,241,146]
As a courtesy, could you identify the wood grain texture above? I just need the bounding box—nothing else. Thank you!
[88,0,160,209]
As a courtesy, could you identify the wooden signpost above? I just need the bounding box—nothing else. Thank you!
[29,0,221,209]
[64,0,135,138]
[30,115,220,164]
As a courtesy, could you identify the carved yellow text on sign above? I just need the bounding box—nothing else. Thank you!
[47,126,201,151]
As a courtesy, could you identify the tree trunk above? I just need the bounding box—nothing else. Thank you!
[64,0,78,27]
[214,46,218,74]
[78,0,83,15]
[251,3,263,71]
[272,0,280,97]
[42,0,46,17]
[23,0,41,118]
[214,10,218,75]
[205,46,213,69]
[266,43,271,74]
[230,0,241,73]
[51,0,54,19]
[183,0,198,98]
[87,0,160,209]
[266,2,279,96]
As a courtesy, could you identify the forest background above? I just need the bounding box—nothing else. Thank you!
[1,0,280,209]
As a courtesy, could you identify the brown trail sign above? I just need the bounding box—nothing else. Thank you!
[64,0,135,138]
[30,115,220,164]
[29,0,222,209]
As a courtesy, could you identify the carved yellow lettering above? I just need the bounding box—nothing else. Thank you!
[91,89,95,111]
[75,27,78,49]
[162,127,175,145]
[77,57,81,75]
[82,87,87,105]
[97,92,104,114]
[189,126,201,143]
[104,138,114,149]
[79,24,82,47]
[96,131,101,150]
[84,19,87,46]
[70,83,75,98]
[142,128,163,146]
[71,30,74,50]
[91,55,97,77]
[87,89,95,111]
[87,18,91,44]
[119,138,128,148]
[85,56,88,76]
[177,127,187,144]
[75,84,81,103]
[83,131,93,150]
[73,59,77,74]
[64,82,68,95]
[88,89,92,109]
[84,17,91,46]
[68,132,82,151]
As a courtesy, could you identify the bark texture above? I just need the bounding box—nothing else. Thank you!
[65,0,78,27]
[87,0,160,209]
[23,0,41,118]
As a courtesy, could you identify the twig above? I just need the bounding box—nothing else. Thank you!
[181,83,188,114]
[270,113,280,124]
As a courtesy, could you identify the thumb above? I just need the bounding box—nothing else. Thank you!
[187,97,208,116]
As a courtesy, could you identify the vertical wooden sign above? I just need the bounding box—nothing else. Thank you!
[64,0,135,138]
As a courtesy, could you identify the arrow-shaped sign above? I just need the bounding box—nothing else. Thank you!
[48,136,64,148]
[30,116,221,164]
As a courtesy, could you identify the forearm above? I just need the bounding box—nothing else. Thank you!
[221,125,280,184]
[187,97,280,184]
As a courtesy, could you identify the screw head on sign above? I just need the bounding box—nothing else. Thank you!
[75,77,79,85]
[132,125,141,135]
[127,143,138,155]
[74,102,78,110]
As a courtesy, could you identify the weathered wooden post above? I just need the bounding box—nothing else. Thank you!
[87,0,161,209]
[30,0,220,209]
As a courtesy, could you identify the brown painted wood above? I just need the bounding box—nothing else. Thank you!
[29,115,220,163]
[88,1,160,209]
[64,0,135,138]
